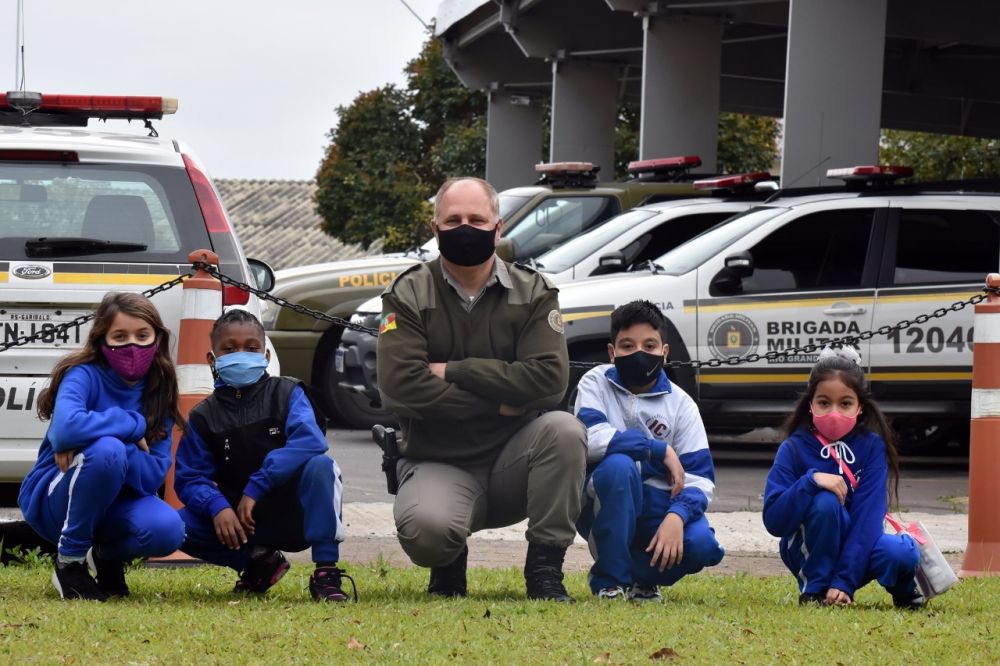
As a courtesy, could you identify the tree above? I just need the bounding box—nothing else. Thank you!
[315,30,487,251]
[314,86,427,250]
[880,130,1000,181]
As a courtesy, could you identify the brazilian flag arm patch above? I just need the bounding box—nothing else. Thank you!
[380,312,397,334]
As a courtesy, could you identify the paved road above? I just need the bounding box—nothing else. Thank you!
[328,428,969,514]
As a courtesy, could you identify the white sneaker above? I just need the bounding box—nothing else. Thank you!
[597,585,627,600]
[629,583,662,603]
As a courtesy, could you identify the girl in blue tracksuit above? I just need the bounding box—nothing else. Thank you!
[18,292,186,601]
[763,346,922,608]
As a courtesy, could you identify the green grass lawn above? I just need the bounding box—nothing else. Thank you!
[0,556,997,664]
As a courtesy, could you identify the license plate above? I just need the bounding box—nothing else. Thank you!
[0,309,91,349]
[335,347,345,373]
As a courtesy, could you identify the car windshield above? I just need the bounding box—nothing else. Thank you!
[0,162,207,262]
[504,195,619,260]
[534,209,659,273]
[650,206,786,276]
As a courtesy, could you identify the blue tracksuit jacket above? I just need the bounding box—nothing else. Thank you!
[762,426,889,597]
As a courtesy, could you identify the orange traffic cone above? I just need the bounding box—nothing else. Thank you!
[961,272,1000,577]
[149,250,221,566]
[164,249,222,507]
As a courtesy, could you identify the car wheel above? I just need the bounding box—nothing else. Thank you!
[562,346,609,412]
[317,346,394,430]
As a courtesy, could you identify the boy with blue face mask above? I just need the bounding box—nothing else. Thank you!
[174,310,354,602]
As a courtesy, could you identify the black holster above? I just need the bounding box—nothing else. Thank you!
[371,425,400,495]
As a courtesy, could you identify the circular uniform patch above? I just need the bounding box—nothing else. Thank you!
[547,309,565,334]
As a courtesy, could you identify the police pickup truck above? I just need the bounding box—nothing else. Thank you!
[556,166,1000,452]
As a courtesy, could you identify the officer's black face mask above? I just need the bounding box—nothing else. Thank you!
[436,223,497,267]
[614,350,664,389]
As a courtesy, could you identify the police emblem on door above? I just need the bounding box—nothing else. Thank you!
[708,313,759,360]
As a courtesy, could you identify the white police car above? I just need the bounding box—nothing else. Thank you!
[557,166,1000,451]
[0,91,277,481]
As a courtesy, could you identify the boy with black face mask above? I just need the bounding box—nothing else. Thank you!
[174,310,354,602]
[574,300,725,601]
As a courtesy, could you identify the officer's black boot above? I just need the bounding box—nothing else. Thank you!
[524,542,574,602]
[428,545,468,598]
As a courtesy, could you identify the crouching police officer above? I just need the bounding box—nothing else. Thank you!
[376,177,587,601]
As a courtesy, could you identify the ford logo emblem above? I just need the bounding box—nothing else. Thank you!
[12,264,52,280]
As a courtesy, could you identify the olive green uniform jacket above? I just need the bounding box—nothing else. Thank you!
[376,258,569,464]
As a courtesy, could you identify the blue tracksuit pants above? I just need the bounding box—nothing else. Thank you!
[178,454,343,570]
[577,453,724,594]
[21,437,185,560]
[780,490,919,598]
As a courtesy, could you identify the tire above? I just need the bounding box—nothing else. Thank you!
[562,346,609,412]
[315,338,395,431]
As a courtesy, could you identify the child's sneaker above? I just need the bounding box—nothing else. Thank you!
[798,592,825,606]
[629,583,662,603]
[86,548,129,597]
[597,585,627,600]
[52,560,108,601]
[234,548,290,594]
[309,566,356,602]
[892,589,926,610]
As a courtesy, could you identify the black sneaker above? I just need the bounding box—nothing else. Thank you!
[87,549,129,597]
[234,548,290,594]
[52,560,108,601]
[798,592,825,606]
[428,546,468,598]
[309,566,356,602]
[892,590,926,610]
[524,542,574,603]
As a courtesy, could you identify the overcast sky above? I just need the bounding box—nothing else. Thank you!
[0,0,443,180]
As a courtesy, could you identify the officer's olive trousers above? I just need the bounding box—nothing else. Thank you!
[393,411,587,568]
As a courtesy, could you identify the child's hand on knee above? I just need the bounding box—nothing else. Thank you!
[812,472,848,504]
[53,450,75,472]
[236,495,257,536]
[646,513,684,571]
[213,508,247,549]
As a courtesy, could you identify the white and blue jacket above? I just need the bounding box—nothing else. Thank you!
[574,364,715,524]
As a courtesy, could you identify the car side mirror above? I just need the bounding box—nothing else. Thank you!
[247,258,275,292]
[589,251,627,276]
[723,250,754,277]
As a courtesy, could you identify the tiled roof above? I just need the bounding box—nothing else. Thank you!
[215,179,383,271]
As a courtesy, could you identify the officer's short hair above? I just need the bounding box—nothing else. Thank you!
[610,300,667,344]
[433,177,500,221]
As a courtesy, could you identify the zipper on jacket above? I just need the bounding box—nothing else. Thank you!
[223,437,230,462]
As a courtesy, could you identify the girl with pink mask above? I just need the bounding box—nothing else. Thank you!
[19,292,185,601]
[762,346,923,609]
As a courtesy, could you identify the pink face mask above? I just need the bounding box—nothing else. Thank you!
[811,408,861,442]
[101,341,158,382]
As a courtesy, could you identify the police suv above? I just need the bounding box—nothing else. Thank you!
[334,172,777,425]
[557,166,1000,451]
[0,91,276,481]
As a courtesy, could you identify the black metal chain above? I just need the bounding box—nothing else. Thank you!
[194,262,380,336]
[0,274,188,353]
[5,260,997,376]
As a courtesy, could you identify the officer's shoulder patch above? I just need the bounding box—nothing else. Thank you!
[547,309,565,334]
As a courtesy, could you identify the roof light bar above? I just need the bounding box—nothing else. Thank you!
[693,171,772,190]
[627,155,702,174]
[825,165,913,181]
[0,92,178,119]
[534,161,596,175]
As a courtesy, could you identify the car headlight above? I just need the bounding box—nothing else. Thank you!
[261,299,279,329]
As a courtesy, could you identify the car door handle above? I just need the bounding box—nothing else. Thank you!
[823,305,867,316]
